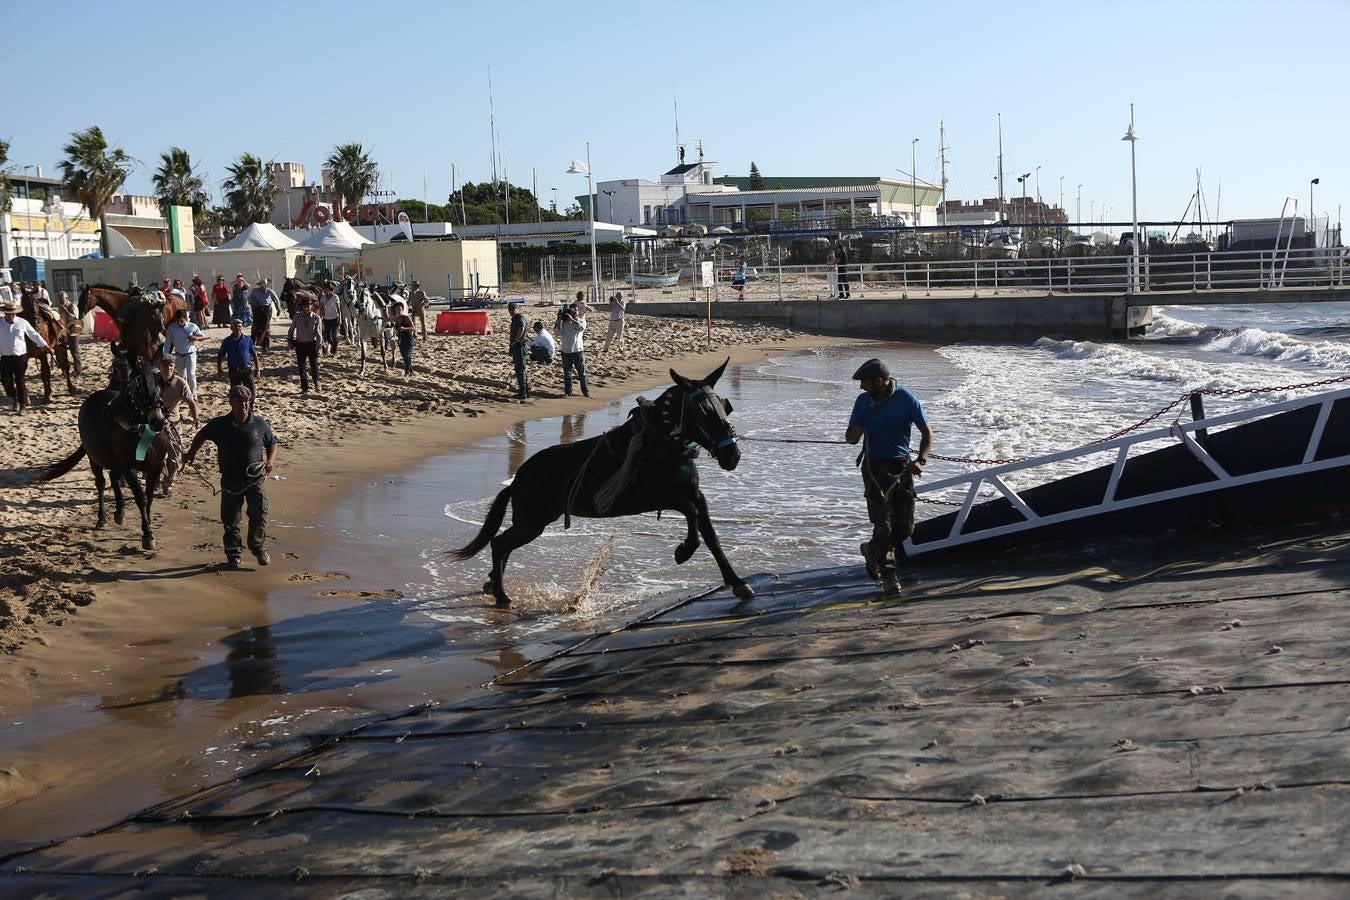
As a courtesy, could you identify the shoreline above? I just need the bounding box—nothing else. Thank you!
[0,313,862,846]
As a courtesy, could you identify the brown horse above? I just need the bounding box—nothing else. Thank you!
[18,286,75,400]
[79,284,183,376]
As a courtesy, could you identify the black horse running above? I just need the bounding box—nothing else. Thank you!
[452,359,754,608]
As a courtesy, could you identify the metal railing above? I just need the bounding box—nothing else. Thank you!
[502,245,1349,305]
[904,387,1350,557]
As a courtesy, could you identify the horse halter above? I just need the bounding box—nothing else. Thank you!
[676,384,738,452]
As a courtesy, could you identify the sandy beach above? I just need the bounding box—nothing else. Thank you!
[0,306,838,842]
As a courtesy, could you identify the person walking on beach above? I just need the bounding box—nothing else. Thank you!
[218,319,260,396]
[318,280,342,356]
[230,274,252,329]
[558,302,590,398]
[153,355,200,498]
[529,320,556,364]
[184,384,278,570]
[211,274,232,327]
[835,243,851,298]
[163,307,206,397]
[825,247,839,298]
[287,294,322,393]
[603,291,626,352]
[844,358,933,593]
[732,258,748,300]
[506,301,530,398]
[406,280,430,339]
[0,298,50,414]
[392,300,416,377]
[248,279,279,352]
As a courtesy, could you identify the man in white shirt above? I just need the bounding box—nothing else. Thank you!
[604,291,626,353]
[528,321,556,364]
[558,304,590,398]
[319,280,342,356]
[163,308,206,396]
[0,298,51,414]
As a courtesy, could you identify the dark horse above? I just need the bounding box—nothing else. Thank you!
[80,283,179,376]
[280,276,311,318]
[19,285,75,400]
[452,359,754,608]
[35,373,168,550]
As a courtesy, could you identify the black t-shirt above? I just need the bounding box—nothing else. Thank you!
[199,413,277,487]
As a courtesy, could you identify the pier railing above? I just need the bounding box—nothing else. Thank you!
[511,246,1349,304]
[903,386,1350,557]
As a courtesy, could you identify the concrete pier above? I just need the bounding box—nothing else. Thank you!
[631,291,1154,341]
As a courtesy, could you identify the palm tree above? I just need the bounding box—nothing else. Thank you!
[58,125,133,258]
[152,147,209,215]
[221,153,279,226]
[324,142,379,213]
[0,139,11,213]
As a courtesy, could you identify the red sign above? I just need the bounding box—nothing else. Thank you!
[291,201,401,227]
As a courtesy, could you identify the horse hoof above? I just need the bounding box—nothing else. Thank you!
[114,512,125,526]
[674,543,696,564]
[142,536,156,551]
[494,598,512,609]
[95,520,106,530]
[482,580,494,595]
[732,581,755,600]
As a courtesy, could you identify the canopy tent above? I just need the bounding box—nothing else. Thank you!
[214,222,298,251]
[291,221,372,256]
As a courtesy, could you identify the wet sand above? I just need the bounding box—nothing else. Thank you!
[0,310,846,847]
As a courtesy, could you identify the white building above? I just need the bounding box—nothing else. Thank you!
[589,158,941,229]
[1,173,101,264]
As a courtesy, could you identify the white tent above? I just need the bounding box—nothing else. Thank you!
[214,222,298,251]
[291,221,372,256]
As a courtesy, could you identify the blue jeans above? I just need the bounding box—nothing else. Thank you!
[398,332,414,375]
[562,351,589,397]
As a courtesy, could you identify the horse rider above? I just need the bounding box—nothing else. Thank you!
[153,355,201,498]
[844,357,934,593]
[406,280,431,339]
[57,290,84,377]
[184,383,279,571]
[0,297,51,414]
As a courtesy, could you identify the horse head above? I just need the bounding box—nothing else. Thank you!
[669,357,740,471]
[125,358,168,434]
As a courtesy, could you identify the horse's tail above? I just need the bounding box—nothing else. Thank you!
[35,446,87,485]
[449,486,512,560]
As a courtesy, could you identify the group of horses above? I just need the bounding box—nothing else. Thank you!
[281,274,411,372]
[22,278,755,605]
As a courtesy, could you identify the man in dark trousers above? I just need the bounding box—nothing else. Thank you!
[507,301,530,399]
[835,242,851,298]
[217,318,260,395]
[844,358,933,593]
[184,384,279,570]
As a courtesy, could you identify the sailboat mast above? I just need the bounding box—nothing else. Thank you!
[997,112,1006,223]
[939,119,949,228]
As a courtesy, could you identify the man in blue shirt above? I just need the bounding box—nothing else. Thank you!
[217,318,260,397]
[845,357,934,590]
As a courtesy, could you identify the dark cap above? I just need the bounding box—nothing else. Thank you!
[229,384,252,401]
[852,358,890,380]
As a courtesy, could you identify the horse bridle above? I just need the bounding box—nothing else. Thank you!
[674,385,738,453]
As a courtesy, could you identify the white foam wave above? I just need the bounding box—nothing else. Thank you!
[1201,326,1350,372]
[1146,311,1211,340]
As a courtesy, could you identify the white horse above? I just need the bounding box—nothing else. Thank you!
[339,274,362,346]
[351,285,389,373]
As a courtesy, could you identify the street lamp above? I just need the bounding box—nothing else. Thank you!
[566,144,600,303]
[1076,184,1083,232]
[550,187,558,214]
[1059,176,1065,221]
[1310,178,1320,236]
[1017,173,1030,222]
[1035,166,1041,224]
[911,138,920,227]
[602,189,616,224]
[1122,103,1141,293]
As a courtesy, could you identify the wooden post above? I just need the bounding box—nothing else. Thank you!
[1191,392,1208,447]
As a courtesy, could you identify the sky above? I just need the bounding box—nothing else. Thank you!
[10,0,1349,227]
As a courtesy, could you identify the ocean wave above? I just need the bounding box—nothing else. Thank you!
[1145,311,1218,342]
[1200,326,1350,372]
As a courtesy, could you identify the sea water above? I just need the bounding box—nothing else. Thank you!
[310,301,1350,649]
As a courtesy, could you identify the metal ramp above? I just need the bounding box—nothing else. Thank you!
[906,386,1350,557]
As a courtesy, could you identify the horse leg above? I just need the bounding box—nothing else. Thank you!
[380,331,388,373]
[486,518,549,608]
[111,475,126,526]
[59,343,75,394]
[125,469,156,550]
[358,333,367,373]
[39,354,53,403]
[693,490,754,599]
[92,464,108,529]
[670,498,700,564]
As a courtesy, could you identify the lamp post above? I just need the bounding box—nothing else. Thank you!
[1310,178,1320,237]
[1076,184,1083,233]
[1059,176,1064,220]
[550,187,558,214]
[566,143,600,303]
[1035,166,1041,224]
[602,189,616,224]
[18,165,37,258]
[1017,173,1030,224]
[911,138,920,227]
[1122,103,1140,293]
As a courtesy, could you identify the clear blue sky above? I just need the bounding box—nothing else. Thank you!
[11,0,1348,225]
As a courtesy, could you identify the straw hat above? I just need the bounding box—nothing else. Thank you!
[0,299,19,313]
